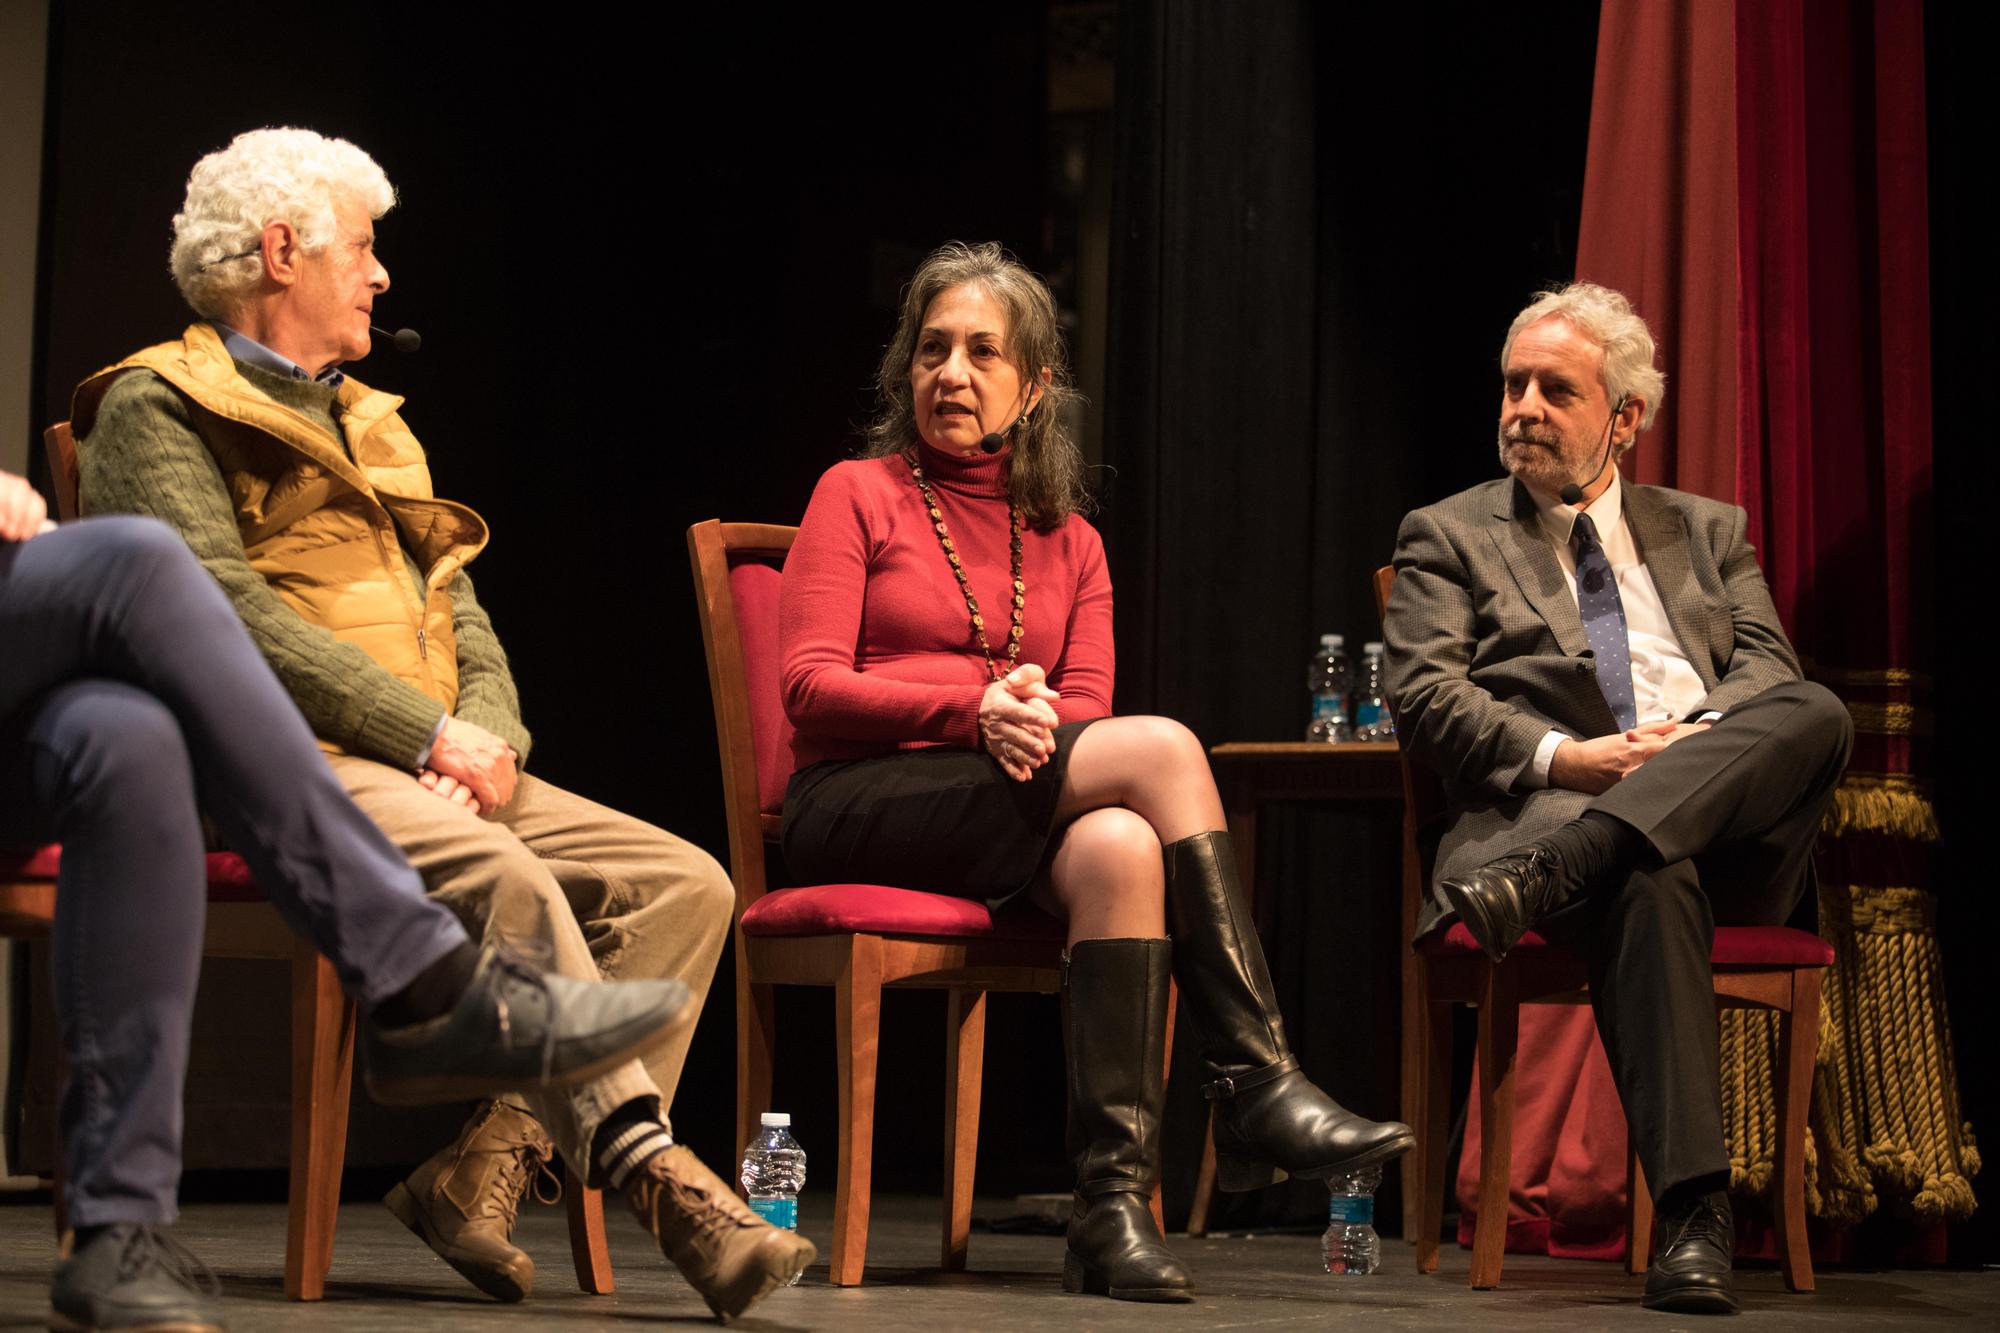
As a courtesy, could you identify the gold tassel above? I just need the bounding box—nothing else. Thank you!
[1818,883,1981,1222]
[1824,775,1940,842]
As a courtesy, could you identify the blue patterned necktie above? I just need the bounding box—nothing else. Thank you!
[1572,511,1636,731]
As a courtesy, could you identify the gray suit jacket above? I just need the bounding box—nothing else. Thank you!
[1383,476,1801,939]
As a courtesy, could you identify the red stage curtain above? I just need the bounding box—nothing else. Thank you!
[1458,0,1973,1259]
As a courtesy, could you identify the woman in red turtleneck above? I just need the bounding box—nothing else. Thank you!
[779,243,1409,1304]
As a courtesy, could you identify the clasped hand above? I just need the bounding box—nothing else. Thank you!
[1550,718,1711,795]
[421,715,519,813]
[980,664,1061,783]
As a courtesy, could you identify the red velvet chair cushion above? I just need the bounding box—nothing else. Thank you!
[729,558,796,816]
[740,884,1064,942]
[1419,920,1831,967]
[1709,925,1833,967]
[0,844,262,902]
[1421,923,1553,954]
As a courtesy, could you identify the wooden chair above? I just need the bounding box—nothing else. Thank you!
[1373,565,1826,1292]
[21,424,614,1299]
[688,518,1171,1287]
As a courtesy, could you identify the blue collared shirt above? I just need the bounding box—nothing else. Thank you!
[213,323,346,390]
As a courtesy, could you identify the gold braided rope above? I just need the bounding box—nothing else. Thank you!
[1719,764,1977,1225]
[1720,896,1980,1223]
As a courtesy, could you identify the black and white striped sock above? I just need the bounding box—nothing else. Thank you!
[597,1119,674,1191]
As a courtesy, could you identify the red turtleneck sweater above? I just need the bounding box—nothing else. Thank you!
[780,443,1115,772]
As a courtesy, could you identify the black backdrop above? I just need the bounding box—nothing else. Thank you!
[93,0,2000,1243]
[27,0,1606,1227]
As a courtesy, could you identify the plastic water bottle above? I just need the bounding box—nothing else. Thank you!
[1352,642,1394,743]
[1322,1165,1381,1275]
[1305,634,1352,742]
[740,1112,807,1283]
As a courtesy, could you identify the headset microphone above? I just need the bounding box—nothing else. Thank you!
[370,325,422,353]
[977,382,1040,456]
[1559,394,1629,506]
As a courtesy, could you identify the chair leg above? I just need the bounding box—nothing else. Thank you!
[1469,962,1518,1291]
[1185,1124,1217,1237]
[1625,1145,1651,1274]
[736,944,777,1177]
[942,989,986,1271]
[566,1168,615,1294]
[285,949,354,1301]
[1152,976,1175,1236]
[831,936,884,1286]
[1776,969,1821,1293]
[1417,993,1451,1274]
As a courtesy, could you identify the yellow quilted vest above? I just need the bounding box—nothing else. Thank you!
[72,324,488,737]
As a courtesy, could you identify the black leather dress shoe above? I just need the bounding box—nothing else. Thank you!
[362,947,693,1104]
[1436,844,1572,961]
[51,1224,225,1332]
[1643,1190,1738,1315]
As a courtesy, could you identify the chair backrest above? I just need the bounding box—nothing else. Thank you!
[688,520,799,912]
[43,422,79,521]
[1374,565,1448,944]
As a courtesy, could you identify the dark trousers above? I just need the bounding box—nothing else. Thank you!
[1532,679,1852,1201]
[0,518,468,1227]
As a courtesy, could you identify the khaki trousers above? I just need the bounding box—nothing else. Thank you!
[328,756,734,1169]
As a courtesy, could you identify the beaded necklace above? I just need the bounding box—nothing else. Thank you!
[908,455,1024,682]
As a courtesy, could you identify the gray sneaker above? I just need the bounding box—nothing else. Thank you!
[363,948,692,1105]
[50,1224,224,1332]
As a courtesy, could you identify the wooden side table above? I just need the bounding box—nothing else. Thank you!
[1185,741,1405,1236]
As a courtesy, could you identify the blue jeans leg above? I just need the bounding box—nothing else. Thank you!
[0,680,206,1226]
[0,517,466,1008]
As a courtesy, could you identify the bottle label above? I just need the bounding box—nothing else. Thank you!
[749,1197,798,1230]
[1328,1195,1373,1225]
[1311,695,1348,723]
[1353,701,1385,729]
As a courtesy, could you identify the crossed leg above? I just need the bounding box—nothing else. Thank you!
[1034,716,1224,944]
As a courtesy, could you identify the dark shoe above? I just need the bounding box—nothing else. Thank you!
[626,1144,817,1319]
[362,947,692,1105]
[1061,938,1195,1303]
[1642,1190,1738,1314]
[383,1100,553,1302]
[1437,843,1573,961]
[50,1224,224,1332]
[1163,832,1414,1190]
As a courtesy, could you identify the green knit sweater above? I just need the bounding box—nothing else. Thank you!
[77,361,532,770]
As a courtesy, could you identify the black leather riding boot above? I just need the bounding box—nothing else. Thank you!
[1060,938,1195,1302]
[1163,831,1414,1191]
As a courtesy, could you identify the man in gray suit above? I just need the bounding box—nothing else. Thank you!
[1383,282,1850,1315]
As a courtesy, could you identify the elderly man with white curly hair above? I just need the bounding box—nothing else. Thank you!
[70,127,813,1321]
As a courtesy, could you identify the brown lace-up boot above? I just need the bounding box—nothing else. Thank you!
[625,1144,817,1319]
[385,1100,556,1302]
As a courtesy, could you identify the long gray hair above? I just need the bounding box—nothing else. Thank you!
[863,242,1089,531]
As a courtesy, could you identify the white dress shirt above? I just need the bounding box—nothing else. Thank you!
[1524,470,1719,786]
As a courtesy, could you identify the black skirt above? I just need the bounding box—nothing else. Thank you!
[781,719,1099,903]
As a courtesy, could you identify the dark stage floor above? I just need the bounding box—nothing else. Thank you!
[2,1192,1993,1330]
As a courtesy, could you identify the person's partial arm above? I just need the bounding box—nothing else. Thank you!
[445,568,532,765]
[0,470,51,541]
[1384,507,1564,798]
[78,372,445,768]
[1042,521,1114,725]
[1691,501,1802,717]
[779,465,987,748]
